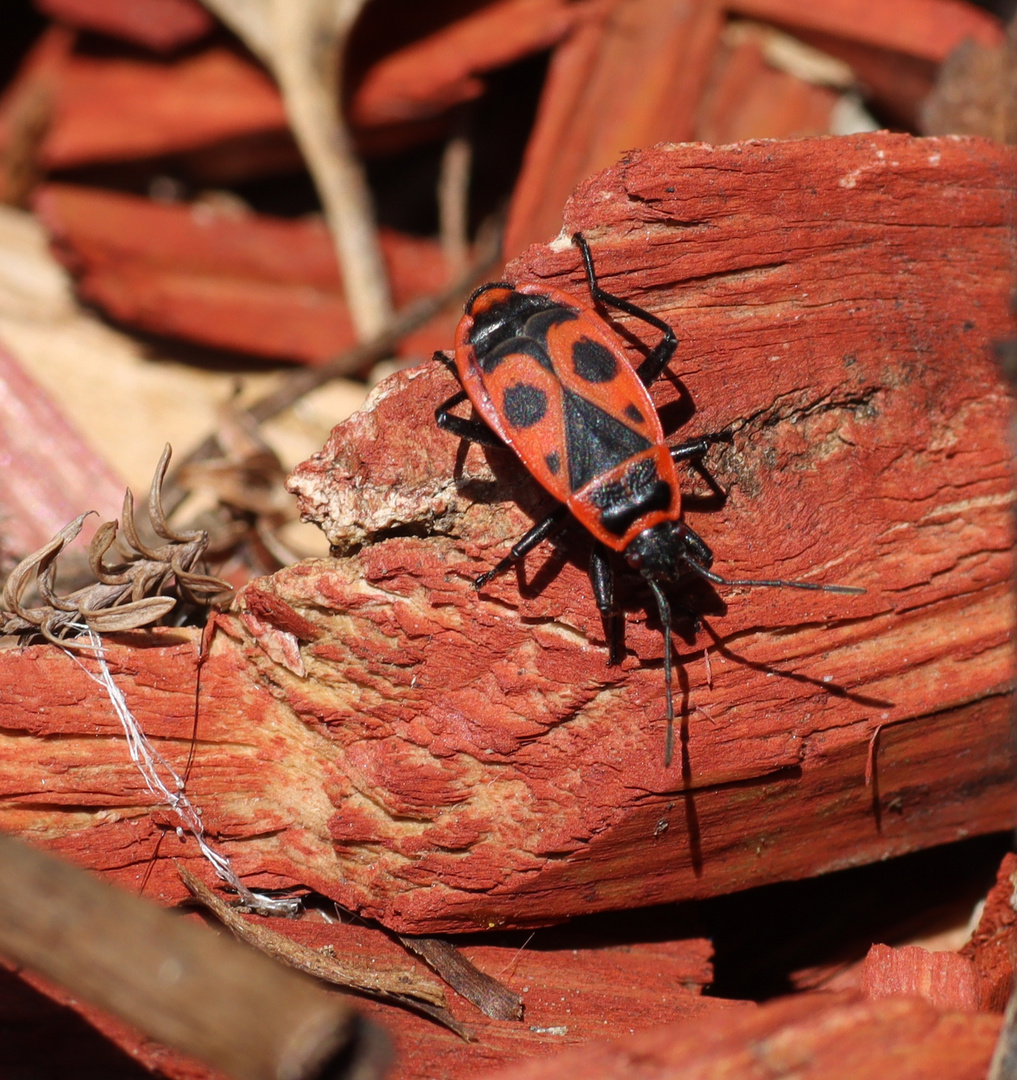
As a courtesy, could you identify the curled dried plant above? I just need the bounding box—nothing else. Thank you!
[1,446,231,646]
[172,395,303,572]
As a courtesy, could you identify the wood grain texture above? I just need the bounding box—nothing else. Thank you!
[0,341,126,557]
[287,134,1017,930]
[34,0,215,53]
[504,0,726,256]
[34,183,455,365]
[2,135,1014,936]
[4,2,578,178]
[501,0,1005,255]
[726,0,1004,62]
[860,945,982,1012]
[958,851,1017,1012]
[473,992,1002,1080]
[854,851,1017,1014]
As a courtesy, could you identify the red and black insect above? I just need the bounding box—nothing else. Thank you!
[435,233,861,764]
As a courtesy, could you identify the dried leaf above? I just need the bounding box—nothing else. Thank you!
[80,597,179,632]
[1,446,231,644]
[399,936,524,1021]
[1,513,89,617]
[87,521,131,586]
[147,444,204,546]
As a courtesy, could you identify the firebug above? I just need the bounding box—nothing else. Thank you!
[435,233,862,764]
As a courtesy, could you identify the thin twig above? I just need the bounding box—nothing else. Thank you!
[255,218,500,422]
[161,227,501,516]
[179,866,471,1039]
[438,107,474,278]
[0,834,386,1080]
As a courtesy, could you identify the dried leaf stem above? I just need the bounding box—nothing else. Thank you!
[203,0,393,339]
[180,867,469,1038]
[438,108,474,278]
[399,936,524,1022]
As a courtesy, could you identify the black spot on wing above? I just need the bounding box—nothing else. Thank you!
[563,389,652,491]
[572,337,618,383]
[589,458,674,537]
[545,451,561,475]
[624,403,645,424]
[503,383,548,429]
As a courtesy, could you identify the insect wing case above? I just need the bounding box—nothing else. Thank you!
[454,281,680,550]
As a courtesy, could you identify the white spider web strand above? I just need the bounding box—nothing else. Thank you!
[68,627,300,917]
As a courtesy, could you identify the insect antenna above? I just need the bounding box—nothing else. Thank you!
[646,578,677,767]
[684,561,865,596]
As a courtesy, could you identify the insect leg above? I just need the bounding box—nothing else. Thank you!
[475,505,570,588]
[436,389,506,448]
[670,438,711,463]
[671,433,732,503]
[646,578,676,767]
[572,233,677,388]
[590,542,623,666]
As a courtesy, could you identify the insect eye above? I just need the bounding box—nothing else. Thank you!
[626,549,643,569]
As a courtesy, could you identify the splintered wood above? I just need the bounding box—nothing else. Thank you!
[500,0,1004,253]
[476,993,1002,1080]
[1,134,1012,937]
[2,0,1004,361]
[34,184,454,365]
[860,852,1017,1013]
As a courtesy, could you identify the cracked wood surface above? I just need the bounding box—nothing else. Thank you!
[475,992,1002,1080]
[1,134,1014,934]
